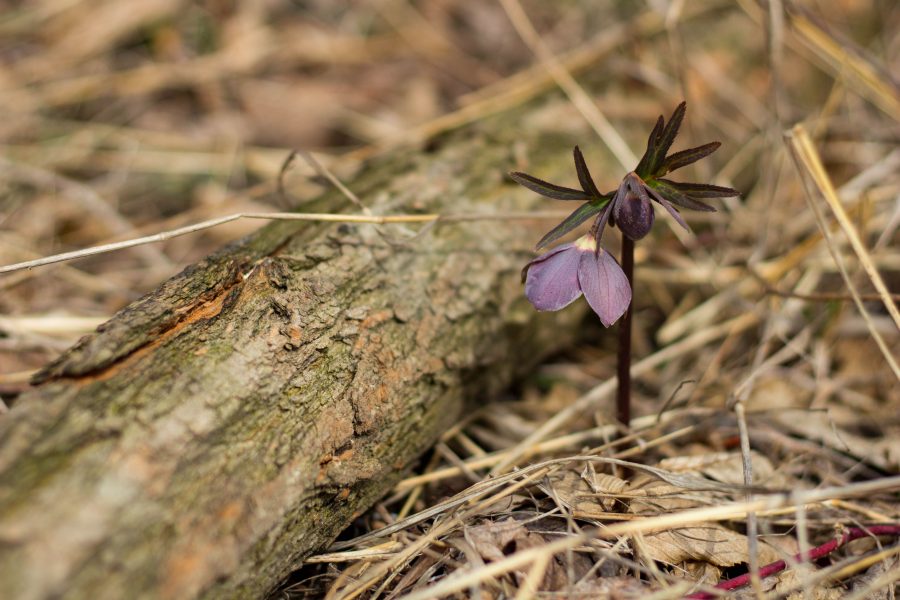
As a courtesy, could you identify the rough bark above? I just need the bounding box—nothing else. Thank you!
[0,93,599,599]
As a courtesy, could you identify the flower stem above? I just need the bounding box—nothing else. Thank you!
[616,236,634,427]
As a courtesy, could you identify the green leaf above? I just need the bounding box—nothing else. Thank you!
[660,142,721,175]
[535,198,610,249]
[649,179,716,212]
[635,116,664,177]
[573,146,602,198]
[651,101,686,171]
[509,171,589,200]
[659,179,739,198]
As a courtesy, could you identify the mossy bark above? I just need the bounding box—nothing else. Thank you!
[0,92,604,599]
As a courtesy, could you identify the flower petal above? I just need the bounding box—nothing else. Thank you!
[577,247,632,327]
[524,244,583,311]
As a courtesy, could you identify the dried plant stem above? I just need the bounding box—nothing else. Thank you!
[785,127,900,381]
[734,400,763,596]
[686,525,900,599]
[616,236,635,426]
[0,210,568,275]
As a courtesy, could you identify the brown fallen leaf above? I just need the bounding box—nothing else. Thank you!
[538,465,628,518]
[774,564,844,600]
[639,524,779,567]
[465,518,529,563]
[462,518,569,591]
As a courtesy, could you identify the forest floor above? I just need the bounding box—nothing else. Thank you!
[1,1,898,598]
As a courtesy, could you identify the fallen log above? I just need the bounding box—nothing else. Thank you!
[0,93,598,599]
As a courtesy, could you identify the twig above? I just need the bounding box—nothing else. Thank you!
[785,126,900,382]
[655,379,696,421]
[749,267,900,302]
[297,150,370,214]
[686,525,900,599]
[790,126,900,329]
[0,210,569,275]
[395,480,900,600]
[276,150,297,207]
[294,149,416,246]
[733,400,762,597]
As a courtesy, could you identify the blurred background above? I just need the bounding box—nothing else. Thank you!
[1,0,897,426]
[1,1,899,597]
[0,1,896,358]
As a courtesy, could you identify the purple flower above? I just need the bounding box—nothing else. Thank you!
[511,101,740,328]
[523,234,631,327]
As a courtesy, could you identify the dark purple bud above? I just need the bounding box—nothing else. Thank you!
[613,187,655,240]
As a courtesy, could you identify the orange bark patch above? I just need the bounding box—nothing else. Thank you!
[352,309,394,354]
[334,447,355,462]
[56,285,234,384]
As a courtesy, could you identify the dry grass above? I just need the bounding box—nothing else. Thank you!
[0,0,898,598]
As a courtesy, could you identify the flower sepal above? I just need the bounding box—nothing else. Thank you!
[523,234,631,327]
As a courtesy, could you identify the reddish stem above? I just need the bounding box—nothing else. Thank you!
[616,236,634,427]
[686,525,900,599]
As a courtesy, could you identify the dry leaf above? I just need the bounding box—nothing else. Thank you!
[463,518,569,591]
[774,564,844,600]
[657,452,739,473]
[680,560,722,586]
[626,474,708,514]
[465,518,530,563]
[540,466,627,518]
[639,524,779,567]
[746,376,809,411]
[774,410,895,471]
[567,576,651,598]
[849,554,899,600]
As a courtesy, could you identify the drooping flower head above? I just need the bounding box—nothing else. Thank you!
[523,234,631,327]
[511,102,739,325]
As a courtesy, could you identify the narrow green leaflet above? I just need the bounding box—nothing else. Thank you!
[573,146,602,198]
[650,102,686,173]
[659,179,740,198]
[635,116,665,178]
[535,198,610,249]
[509,172,590,200]
[660,142,721,175]
[649,179,716,212]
